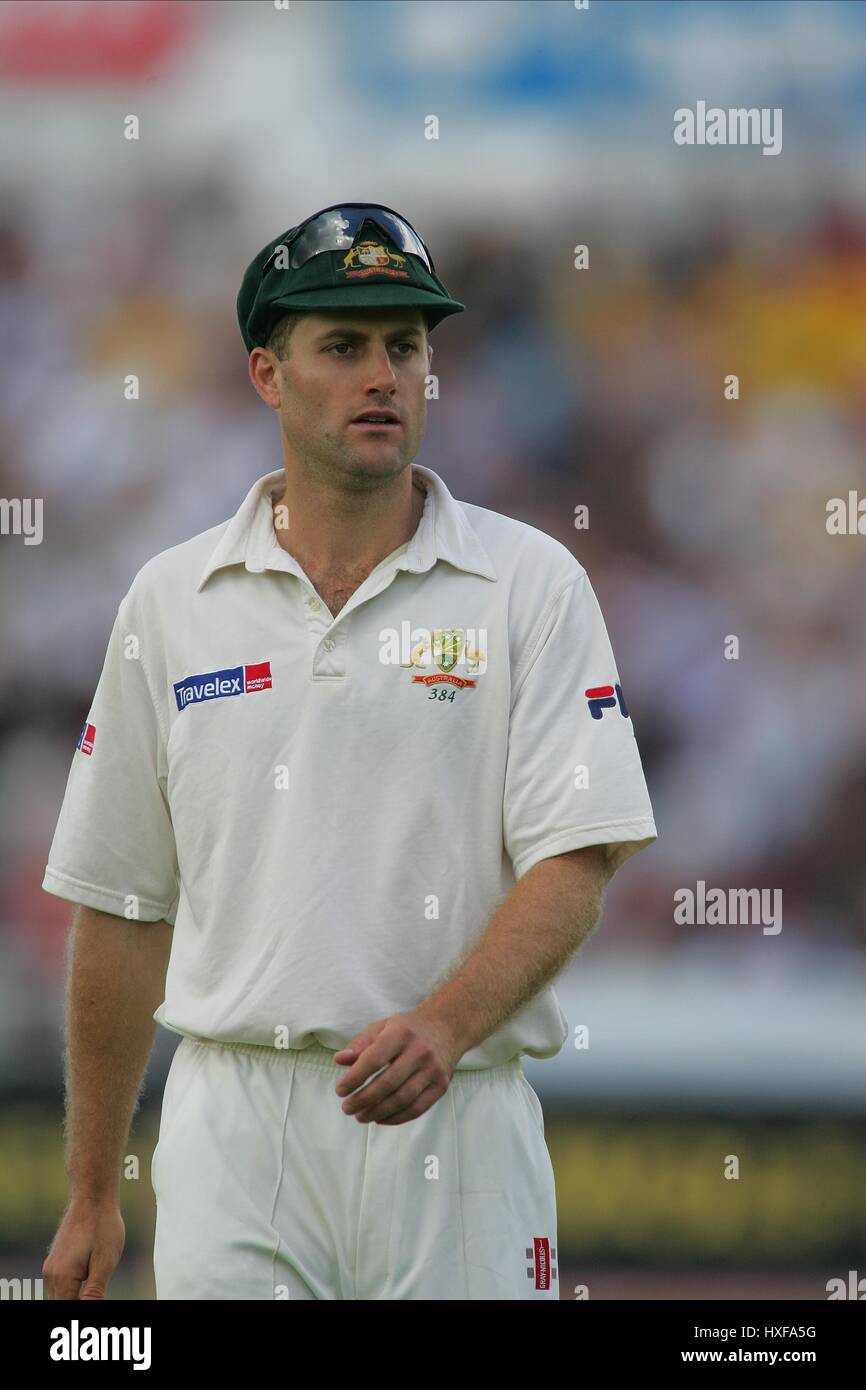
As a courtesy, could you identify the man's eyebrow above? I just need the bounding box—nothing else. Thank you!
[313,325,425,344]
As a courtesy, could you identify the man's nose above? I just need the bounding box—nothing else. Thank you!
[362,344,398,391]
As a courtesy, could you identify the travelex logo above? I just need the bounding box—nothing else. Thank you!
[76,721,95,756]
[173,661,272,713]
[585,682,629,721]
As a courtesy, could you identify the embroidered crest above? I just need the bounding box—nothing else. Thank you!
[403,628,486,689]
[339,240,410,281]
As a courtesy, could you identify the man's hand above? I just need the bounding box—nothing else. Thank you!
[334,1010,463,1125]
[42,1196,125,1299]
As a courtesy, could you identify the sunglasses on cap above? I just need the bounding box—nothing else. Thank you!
[260,203,436,279]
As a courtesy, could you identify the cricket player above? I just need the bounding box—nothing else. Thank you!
[41,203,658,1300]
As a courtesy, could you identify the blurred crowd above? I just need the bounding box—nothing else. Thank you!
[1,182,865,1080]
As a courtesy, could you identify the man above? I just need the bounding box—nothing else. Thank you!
[41,203,658,1300]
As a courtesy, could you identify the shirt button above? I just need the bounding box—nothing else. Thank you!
[306,596,321,610]
[323,638,336,651]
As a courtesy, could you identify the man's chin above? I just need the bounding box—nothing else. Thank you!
[342,446,410,480]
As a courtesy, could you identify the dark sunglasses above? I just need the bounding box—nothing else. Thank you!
[260,203,436,279]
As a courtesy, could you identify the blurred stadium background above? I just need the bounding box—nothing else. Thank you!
[1,0,865,1300]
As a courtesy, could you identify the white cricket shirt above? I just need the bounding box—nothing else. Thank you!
[42,464,658,1067]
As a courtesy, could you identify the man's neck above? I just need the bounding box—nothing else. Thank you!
[272,469,427,579]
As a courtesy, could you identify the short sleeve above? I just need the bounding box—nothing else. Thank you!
[41,587,179,924]
[503,570,658,880]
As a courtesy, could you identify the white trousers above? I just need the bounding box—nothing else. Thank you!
[151,1036,559,1300]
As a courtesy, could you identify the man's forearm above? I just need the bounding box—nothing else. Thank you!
[417,847,610,1058]
[63,905,172,1203]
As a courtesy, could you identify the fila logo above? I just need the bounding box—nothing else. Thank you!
[526,1237,557,1291]
[76,721,95,756]
[173,661,272,712]
[585,681,629,721]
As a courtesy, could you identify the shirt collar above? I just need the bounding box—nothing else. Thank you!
[195,463,497,593]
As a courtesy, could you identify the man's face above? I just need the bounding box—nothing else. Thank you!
[253,308,433,489]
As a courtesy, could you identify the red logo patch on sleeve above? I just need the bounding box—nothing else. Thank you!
[76,721,95,756]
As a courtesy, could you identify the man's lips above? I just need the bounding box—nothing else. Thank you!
[349,416,403,430]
